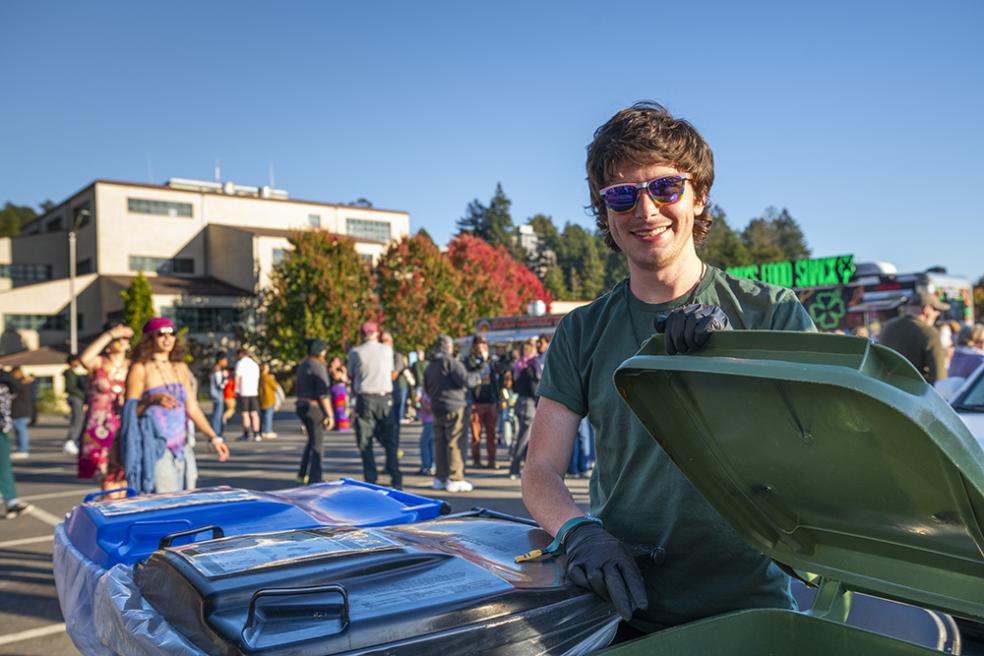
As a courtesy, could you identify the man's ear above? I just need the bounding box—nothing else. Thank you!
[693,191,706,217]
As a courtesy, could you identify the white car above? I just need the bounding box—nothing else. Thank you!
[941,363,984,444]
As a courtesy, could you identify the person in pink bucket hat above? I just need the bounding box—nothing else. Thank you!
[121,317,230,493]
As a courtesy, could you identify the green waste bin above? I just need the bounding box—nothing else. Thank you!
[602,331,984,655]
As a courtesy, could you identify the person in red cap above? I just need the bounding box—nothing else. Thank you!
[346,320,402,489]
[124,317,230,492]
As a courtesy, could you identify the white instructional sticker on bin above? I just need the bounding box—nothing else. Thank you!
[177,529,400,578]
[94,488,261,516]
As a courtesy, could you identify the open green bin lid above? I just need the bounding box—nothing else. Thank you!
[613,331,984,622]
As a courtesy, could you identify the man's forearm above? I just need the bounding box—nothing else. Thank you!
[522,460,585,537]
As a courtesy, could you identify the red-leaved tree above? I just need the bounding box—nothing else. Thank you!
[447,234,552,324]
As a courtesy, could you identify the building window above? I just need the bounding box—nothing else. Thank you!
[346,218,391,242]
[127,197,193,218]
[0,263,53,282]
[5,314,70,331]
[45,216,64,232]
[308,214,322,229]
[168,307,242,333]
[129,256,194,275]
[73,202,92,228]
[272,248,290,265]
[76,258,93,275]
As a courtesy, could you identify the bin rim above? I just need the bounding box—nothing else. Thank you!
[614,330,984,621]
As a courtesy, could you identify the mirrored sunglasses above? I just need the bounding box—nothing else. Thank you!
[599,174,690,213]
[155,328,175,337]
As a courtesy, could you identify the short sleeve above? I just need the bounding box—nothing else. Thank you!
[538,316,587,417]
[771,290,817,333]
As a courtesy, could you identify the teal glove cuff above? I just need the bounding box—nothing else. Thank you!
[514,515,602,563]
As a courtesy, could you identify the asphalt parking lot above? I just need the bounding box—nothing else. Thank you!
[0,410,589,656]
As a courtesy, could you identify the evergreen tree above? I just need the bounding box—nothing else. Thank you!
[542,264,569,299]
[698,206,750,268]
[558,223,605,300]
[741,207,811,263]
[769,207,811,260]
[526,213,562,277]
[456,198,488,236]
[603,249,630,291]
[484,183,516,252]
[741,218,786,263]
[120,272,155,341]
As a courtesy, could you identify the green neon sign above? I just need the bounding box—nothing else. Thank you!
[726,254,856,289]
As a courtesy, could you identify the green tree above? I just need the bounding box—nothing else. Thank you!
[741,207,811,264]
[0,202,38,237]
[557,223,605,300]
[456,184,525,260]
[255,231,376,363]
[603,248,630,291]
[974,275,984,321]
[484,183,516,252]
[526,213,561,275]
[542,264,569,299]
[376,234,469,353]
[698,206,750,268]
[456,198,488,236]
[120,272,155,341]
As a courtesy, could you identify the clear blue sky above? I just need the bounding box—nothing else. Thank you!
[3,1,982,281]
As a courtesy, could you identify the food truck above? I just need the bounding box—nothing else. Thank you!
[727,255,974,333]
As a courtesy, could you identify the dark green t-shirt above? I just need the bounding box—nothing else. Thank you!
[539,265,816,631]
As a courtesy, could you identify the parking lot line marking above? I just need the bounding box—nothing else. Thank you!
[24,505,64,528]
[0,622,66,646]
[13,465,74,475]
[0,535,52,549]
[21,489,91,502]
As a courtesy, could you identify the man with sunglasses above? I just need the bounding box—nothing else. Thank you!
[522,102,814,635]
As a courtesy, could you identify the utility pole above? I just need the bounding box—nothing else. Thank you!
[69,208,90,354]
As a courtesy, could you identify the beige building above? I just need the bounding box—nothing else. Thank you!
[0,178,410,386]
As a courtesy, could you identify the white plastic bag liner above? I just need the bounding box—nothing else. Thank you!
[558,617,620,656]
[52,523,118,656]
[93,563,206,656]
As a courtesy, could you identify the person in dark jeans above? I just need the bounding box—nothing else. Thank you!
[295,340,335,484]
[348,322,401,489]
[508,339,542,480]
[10,367,33,459]
[63,354,88,455]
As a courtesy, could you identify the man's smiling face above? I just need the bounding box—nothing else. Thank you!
[604,161,704,272]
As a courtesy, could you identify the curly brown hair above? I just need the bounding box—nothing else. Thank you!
[130,333,188,364]
[587,102,715,252]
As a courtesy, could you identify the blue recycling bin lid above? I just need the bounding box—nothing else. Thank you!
[63,480,449,569]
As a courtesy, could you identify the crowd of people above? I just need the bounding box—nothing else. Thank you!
[289,322,582,494]
[836,290,984,386]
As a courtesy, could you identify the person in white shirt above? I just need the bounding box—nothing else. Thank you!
[234,348,261,441]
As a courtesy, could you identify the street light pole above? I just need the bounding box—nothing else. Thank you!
[69,208,90,354]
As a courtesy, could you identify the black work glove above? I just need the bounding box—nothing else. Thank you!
[564,522,648,621]
[653,304,731,355]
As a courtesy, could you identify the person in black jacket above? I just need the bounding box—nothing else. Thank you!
[423,335,480,493]
[508,339,542,480]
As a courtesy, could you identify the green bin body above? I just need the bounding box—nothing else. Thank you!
[602,331,984,654]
